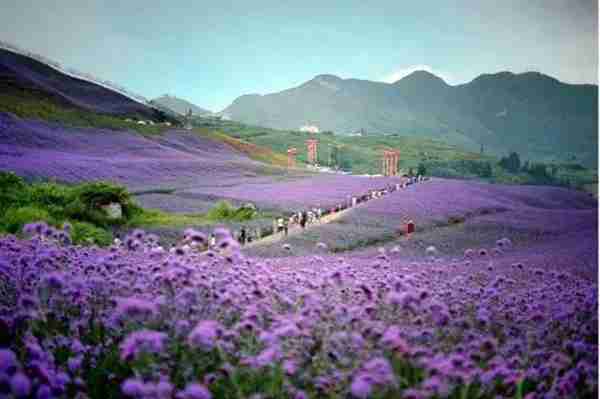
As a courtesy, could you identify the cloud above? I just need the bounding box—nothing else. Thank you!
[381,65,457,84]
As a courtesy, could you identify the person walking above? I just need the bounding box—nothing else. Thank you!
[277,217,284,234]
[300,211,307,229]
[239,226,247,245]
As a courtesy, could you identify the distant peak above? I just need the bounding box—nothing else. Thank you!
[313,74,342,82]
[394,70,447,85]
[470,70,562,85]
[308,74,344,91]
[474,71,515,80]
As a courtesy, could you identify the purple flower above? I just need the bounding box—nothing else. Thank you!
[113,297,158,320]
[120,329,168,361]
[10,373,31,398]
[380,326,409,353]
[350,373,373,398]
[122,378,146,397]
[0,349,18,374]
[188,320,223,350]
[177,383,212,399]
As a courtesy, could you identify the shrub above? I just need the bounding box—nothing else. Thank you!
[206,200,236,220]
[205,201,256,222]
[71,221,112,246]
[0,172,28,214]
[29,182,74,217]
[2,206,52,234]
[75,181,129,208]
[69,182,142,225]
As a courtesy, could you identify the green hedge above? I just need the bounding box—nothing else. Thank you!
[0,172,142,245]
[2,206,53,234]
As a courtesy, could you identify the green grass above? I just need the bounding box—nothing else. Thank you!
[0,172,267,245]
[0,91,171,135]
[131,201,273,229]
[191,117,490,174]
[128,209,210,228]
[191,118,597,192]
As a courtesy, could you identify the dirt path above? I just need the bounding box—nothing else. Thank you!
[242,178,430,248]
[243,204,358,248]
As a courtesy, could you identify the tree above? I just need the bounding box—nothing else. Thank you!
[481,162,493,178]
[499,152,521,173]
[417,163,427,176]
[528,163,550,180]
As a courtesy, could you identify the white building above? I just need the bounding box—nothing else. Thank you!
[300,125,320,133]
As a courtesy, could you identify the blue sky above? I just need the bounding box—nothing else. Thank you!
[1,0,597,111]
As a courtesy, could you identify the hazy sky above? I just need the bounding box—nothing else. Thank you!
[1,1,597,111]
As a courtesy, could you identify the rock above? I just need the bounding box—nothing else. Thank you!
[101,202,122,219]
[425,246,438,255]
[242,203,257,211]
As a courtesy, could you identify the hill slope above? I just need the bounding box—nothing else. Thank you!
[0,48,173,122]
[222,71,598,166]
[151,94,213,116]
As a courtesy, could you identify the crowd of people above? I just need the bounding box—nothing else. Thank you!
[234,175,428,245]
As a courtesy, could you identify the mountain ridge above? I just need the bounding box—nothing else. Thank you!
[221,70,598,166]
[151,94,213,116]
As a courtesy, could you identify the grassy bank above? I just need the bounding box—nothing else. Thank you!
[0,172,264,246]
[0,91,171,135]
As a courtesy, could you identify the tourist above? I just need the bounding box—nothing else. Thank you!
[300,211,307,229]
[239,226,247,245]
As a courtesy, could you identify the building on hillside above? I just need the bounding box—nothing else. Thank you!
[300,125,320,133]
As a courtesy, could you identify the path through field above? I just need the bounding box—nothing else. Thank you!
[244,203,354,248]
[243,181,420,248]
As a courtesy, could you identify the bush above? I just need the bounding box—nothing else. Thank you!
[0,172,28,214]
[29,182,73,217]
[206,200,236,220]
[71,221,112,246]
[2,206,52,234]
[75,181,129,208]
[206,201,256,222]
[70,181,142,225]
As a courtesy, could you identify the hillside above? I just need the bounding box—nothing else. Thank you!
[194,117,492,172]
[151,94,213,116]
[221,71,598,167]
[0,48,174,123]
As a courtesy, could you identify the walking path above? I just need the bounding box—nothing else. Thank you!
[243,202,356,248]
[242,177,428,249]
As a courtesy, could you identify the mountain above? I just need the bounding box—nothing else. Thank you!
[0,48,172,122]
[222,71,598,166]
[151,95,212,116]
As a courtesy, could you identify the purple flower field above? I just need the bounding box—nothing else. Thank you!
[180,174,402,211]
[0,220,596,398]
[0,112,263,191]
[247,178,597,261]
[0,113,401,212]
[0,113,598,399]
